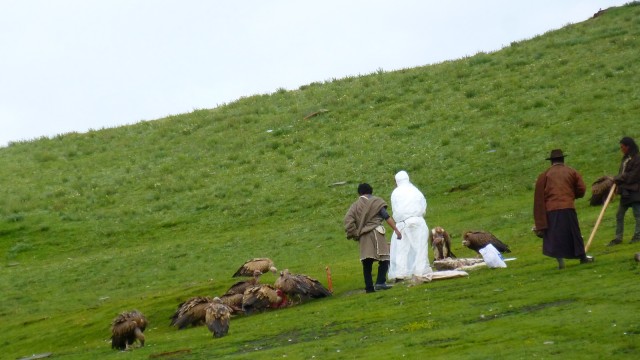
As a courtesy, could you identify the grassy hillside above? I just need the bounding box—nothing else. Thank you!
[1,3,640,359]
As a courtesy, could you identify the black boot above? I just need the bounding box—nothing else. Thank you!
[374,260,392,290]
[607,238,622,246]
[630,233,640,244]
[362,259,375,293]
[557,258,565,270]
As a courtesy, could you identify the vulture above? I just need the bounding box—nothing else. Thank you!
[241,284,287,314]
[224,269,262,295]
[111,310,148,351]
[170,296,214,329]
[233,258,278,277]
[429,226,456,261]
[205,297,233,338]
[462,231,511,254]
[219,293,244,315]
[589,175,615,206]
[274,269,332,304]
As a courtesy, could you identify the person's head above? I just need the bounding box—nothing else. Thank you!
[395,170,410,186]
[546,149,565,164]
[619,137,639,156]
[357,183,373,195]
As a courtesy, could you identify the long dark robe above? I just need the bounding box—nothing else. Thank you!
[543,209,586,259]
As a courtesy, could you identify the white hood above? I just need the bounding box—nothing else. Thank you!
[391,171,426,221]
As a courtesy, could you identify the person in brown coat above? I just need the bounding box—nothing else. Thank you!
[533,149,593,269]
[344,183,402,293]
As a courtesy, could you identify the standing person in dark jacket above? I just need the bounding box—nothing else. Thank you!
[608,137,640,246]
[344,183,402,293]
[533,149,593,269]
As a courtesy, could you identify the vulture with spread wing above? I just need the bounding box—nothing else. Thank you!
[111,310,148,350]
[225,270,262,295]
[241,284,287,314]
[429,226,456,261]
[205,297,233,338]
[462,231,511,254]
[274,269,332,304]
[233,258,278,277]
[170,296,214,329]
[589,175,615,206]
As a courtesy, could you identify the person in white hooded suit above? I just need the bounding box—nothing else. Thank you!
[388,171,432,281]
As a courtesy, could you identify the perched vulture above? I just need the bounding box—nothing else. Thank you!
[429,226,456,261]
[462,231,511,254]
[170,296,214,329]
[589,175,615,206]
[205,297,233,338]
[241,284,287,314]
[224,270,262,295]
[274,269,332,304]
[219,293,244,315]
[111,310,148,350]
[233,258,278,277]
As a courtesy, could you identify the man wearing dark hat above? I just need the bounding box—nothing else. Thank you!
[533,149,593,269]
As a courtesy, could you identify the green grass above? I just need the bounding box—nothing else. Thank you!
[2,3,640,359]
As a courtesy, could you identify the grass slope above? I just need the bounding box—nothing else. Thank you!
[1,3,640,359]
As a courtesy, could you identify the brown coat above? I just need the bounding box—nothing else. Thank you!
[344,195,391,261]
[534,163,586,230]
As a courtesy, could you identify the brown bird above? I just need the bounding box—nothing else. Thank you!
[170,296,214,329]
[224,269,262,295]
[205,297,233,338]
[274,269,332,304]
[462,231,511,254]
[233,258,278,277]
[589,175,614,206]
[241,284,287,314]
[111,310,148,351]
[218,293,244,315]
[429,226,456,261]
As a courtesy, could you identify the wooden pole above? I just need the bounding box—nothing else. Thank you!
[325,266,333,293]
[585,183,617,252]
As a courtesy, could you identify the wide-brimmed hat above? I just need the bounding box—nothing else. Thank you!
[545,149,566,160]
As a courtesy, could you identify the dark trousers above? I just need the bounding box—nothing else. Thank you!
[361,258,389,291]
[615,202,640,240]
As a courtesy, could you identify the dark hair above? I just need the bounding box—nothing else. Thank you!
[620,137,639,156]
[357,183,373,195]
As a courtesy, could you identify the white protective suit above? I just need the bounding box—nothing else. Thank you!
[388,171,432,280]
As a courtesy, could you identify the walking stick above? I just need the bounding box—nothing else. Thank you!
[585,183,617,252]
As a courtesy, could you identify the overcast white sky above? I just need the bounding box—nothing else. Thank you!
[0,0,627,147]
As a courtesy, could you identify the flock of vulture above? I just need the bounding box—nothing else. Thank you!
[111,233,518,350]
[112,233,513,351]
[110,258,332,350]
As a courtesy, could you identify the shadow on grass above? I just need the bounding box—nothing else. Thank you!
[464,299,576,324]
